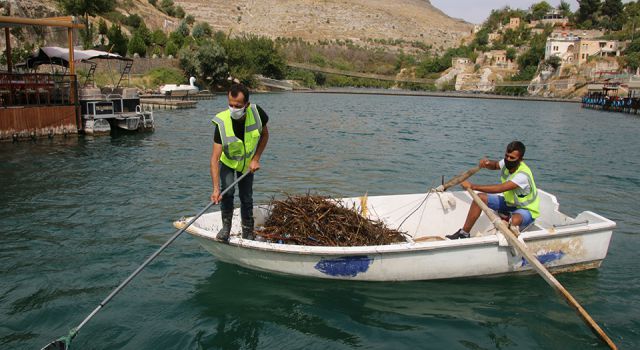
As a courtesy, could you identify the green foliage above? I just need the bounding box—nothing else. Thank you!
[0,43,35,66]
[601,0,624,30]
[149,0,157,5]
[56,0,114,17]
[176,21,190,38]
[222,35,287,80]
[98,18,108,35]
[128,33,147,57]
[174,6,185,19]
[192,22,213,40]
[107,23,129,56]
[169,31,185,48]
[124,14,143,29]
[81,21,94,49]
[545,55,562,70]
[152,29,168,46]
[286,68,317,88]
[474,28,490,47]
[185,15,196,25]
[529,1,553,20]
[622,52,640,70]
[159,0,176,16]
[506,47,517,61]
[484,7,526,32]
[558,1,572,17]
[145,67,185,86]
[576,0,601,28]
[179,41,228,85]
[166,40,179,57]
[133,25,152,46]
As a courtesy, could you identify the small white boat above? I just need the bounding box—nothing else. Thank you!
[174,190,615,281]
[160,76,199,94]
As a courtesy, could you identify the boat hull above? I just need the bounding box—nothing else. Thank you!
[175,191,615,281]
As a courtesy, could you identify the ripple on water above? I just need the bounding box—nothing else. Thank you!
[1,94,639,349]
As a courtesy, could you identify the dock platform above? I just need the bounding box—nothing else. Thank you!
[140,98,197,110]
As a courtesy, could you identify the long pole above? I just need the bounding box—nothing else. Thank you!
[42,171,251,350]
[466,188,617,349]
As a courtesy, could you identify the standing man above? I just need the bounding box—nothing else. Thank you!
[210,83,269,242]
[447,141,539,239]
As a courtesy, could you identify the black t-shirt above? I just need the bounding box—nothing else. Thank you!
[213,104,269,144]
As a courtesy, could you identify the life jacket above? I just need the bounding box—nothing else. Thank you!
[212,104,262,173]
[500,161,540,219]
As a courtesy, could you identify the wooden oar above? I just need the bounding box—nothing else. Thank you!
[465,188,617,349]
[435,166,480,192]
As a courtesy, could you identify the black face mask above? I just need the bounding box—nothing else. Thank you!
[504,158,520,170]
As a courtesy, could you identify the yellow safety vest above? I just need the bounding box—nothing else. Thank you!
[500,161,540,219]
[212,104,262,173]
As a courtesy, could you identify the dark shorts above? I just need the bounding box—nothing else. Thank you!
[487,195,534,229]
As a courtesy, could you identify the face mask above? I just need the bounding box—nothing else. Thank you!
[504,158,520,170]
[229,106,246,120]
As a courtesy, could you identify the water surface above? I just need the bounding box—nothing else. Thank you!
[1,93,638,349]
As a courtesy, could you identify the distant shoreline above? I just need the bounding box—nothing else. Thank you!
[291,88,580,104]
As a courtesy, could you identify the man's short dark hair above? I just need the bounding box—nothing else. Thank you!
[229,83,249,103]
[506,141,526,158]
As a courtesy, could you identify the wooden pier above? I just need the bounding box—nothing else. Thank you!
[140,98,197,110]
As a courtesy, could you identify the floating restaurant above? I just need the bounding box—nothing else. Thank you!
[0,16,154,141]
[582,80,640,115]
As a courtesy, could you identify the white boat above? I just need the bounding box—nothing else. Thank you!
[173,190,615,281]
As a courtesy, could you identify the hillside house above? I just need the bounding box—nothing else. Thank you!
[578,39,626,64]
[545,34,579,63]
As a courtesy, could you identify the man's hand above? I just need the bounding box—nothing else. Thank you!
[249,158,261,173]
[479,158,491,169]
[461,180,474,190]
[211,188,221,204]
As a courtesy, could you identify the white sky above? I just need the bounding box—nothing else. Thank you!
[431,0,579,24]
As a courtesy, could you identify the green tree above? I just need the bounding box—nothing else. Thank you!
[530,2,553,20]
[151,29,167,47]
[545,55,562,70]
[601,0,623,30]
[125,14,143,29]
[174,5,185,19]
[107,23,129,56]
[176,20,190,38]
[195,41,228,84]
[558,1,572,17]
[506,47,517,61]
[576,0,601,28]
[166,40,179,57]
[192,22,213,39]
[160,0,175,16]
[128,33,147,57]
[57,0,113,49]
[169,30,185,48]
[98,18,108,35]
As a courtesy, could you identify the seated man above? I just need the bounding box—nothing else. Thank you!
[447,141,540,239]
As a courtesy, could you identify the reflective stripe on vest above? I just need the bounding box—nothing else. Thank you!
[500,161,540,218]
[212,104,262,172]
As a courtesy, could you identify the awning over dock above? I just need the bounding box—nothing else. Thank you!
[20,47,131,70]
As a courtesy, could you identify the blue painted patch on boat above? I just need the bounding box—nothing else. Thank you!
[315,256,373,277]
[521,251,565,267]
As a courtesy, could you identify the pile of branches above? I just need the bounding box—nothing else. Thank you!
[255,194,406,246]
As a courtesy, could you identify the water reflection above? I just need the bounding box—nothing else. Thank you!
[191,262,602,349]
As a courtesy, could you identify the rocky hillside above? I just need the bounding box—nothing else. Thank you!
[177,0,472,49]
[5,0,471,53]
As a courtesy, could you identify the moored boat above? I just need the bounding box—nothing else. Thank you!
[174,189,615,281]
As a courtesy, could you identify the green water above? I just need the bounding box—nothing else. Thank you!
[1,93,638,349]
